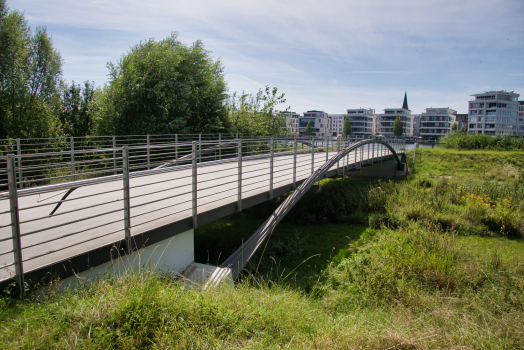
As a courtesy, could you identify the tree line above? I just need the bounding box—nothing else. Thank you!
[0,0,288,141]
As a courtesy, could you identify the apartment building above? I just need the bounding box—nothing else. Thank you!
[298,110,332,137]
[280,112,300,135]
[378,93,413,137]
[345,108,376,137]
[468,91,520,135]
[330,114,347,136]
[419,108,457,140]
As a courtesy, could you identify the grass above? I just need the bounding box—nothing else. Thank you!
[440,131,524,150]
[1,148,524,348]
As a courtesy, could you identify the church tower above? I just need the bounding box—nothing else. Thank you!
[402,92,409,110]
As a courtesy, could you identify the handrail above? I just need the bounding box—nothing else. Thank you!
[219,139,404,278]
[154,138,317,169]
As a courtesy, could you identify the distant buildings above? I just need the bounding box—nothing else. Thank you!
[467,91,520,136]
[279,90,523,138]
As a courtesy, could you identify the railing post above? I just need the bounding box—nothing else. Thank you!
[293,137,297,190]
[372,142,375,164]
[192,141,198,229]
[337,137,340,174]
[360,144,363,169]
[16,138,22,189]
[175,134,178,165]
[7,155,24,297]
[122,146,132,253]
[112,136,116,175]
[146,134,150,170]
[325,135,329,163]
[198,133,202,163]
[218,133,222,160]
[354,141,357,167]
[70,137,76,181]
[269,137,274,199]
[311,137,315,175]
[237,139,242,211]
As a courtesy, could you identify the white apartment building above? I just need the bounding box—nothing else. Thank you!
[419,108,457,140]
[378,109,413,137]
[330,114,346,136]
[329,111,375,137]
[468,91,520,136]
[378,93,413,137]
[346,108,376,137]
[299,110,332,137]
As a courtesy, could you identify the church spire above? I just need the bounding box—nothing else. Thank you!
[402,92,409,110]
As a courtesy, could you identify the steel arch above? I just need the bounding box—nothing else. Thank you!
[219,139,405,279]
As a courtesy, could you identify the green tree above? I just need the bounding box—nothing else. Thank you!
[94,33,227,135]
[393,115,403,137]
[0,0,63,139]
[305,122,312,136]
[226,86,288,136]
[343,117,352,136]
[60,81,97,137]
[452,122,458,131]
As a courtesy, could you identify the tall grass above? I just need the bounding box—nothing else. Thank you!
[1,148,524,348]
[441,131,524,150]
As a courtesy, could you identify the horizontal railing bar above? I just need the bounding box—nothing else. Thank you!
[22,228,123,263]
[20,207,124,237]
[22,218,124,250]
[19,198,124,224]
[18,187,123,211]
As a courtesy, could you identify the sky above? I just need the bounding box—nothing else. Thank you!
[9,0,524,115]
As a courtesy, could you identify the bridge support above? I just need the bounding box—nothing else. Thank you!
[353,158,407,179]
[53,228,232,290]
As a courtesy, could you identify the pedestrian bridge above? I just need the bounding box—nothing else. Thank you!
[0,135,406,293]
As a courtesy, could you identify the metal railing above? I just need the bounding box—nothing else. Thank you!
[0,135,405,295]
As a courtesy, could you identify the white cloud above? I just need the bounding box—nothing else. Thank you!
[9,0,524,114]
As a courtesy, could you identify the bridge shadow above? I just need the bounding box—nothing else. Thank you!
[195,175,414,291]
[195,217,370,292]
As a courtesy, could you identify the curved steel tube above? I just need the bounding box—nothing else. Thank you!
[220,139,404,278]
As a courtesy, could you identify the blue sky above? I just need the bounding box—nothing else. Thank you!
[10,0,524,114]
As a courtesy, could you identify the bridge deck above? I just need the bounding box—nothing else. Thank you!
[0,145,400,282]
